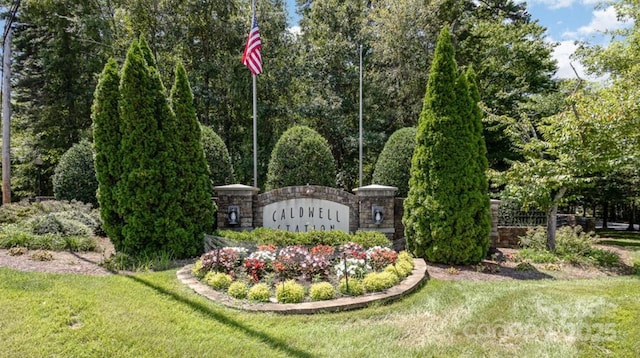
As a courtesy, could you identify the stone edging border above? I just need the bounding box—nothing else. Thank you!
[176,259,428,314]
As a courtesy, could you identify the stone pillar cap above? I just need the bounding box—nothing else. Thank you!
[353,184,398,194]
[214,184,260,193]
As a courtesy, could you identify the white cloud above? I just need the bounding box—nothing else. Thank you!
[552,40,584,79]
[287,26,301,36]
[551,40,607,81]
[523,0,576,9]
[578,6,628,35]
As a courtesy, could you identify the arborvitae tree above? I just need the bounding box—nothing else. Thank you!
[117,41,178,256]
[403,28,490,264]
[372,127,417,197]
[266,126,337,190]
[201,125,234,186]
[169,63,216,257]
[52,140,98,206]
[92,58,124,247]
[466,67,492,254]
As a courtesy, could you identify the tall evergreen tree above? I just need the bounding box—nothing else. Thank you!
[169,63,216,257]
[117,41,179,256]
[403,28,489,264]
[92,58,124,248]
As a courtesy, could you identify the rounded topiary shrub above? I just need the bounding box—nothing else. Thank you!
[265,125,336,190]
[309,282,335,301]
[275,279,305,303]
[338,278,364,296]
[201,125,234,186]
[362,271,399,292]
[248,283,272,302]
[227,281,249,299]
[372,127,416,197]
[204,272,233,290]
[52,140,98,206]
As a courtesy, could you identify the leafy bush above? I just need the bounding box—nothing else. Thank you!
[350,231,392,248]
[275,280,305,303]
[384,263,411,279]
[366,246,398,271]
[215,228,391,249]
[227,281,249,299]
[338,278,364,296]
[309,282,335,301]
[200,248,240,275]
[204,272,233,290]
[52,140,98,206]
[265,125,336,190]
[372,127,416,197]
[363,271,399,292]
[192,259,205,278]
[201,125,234,186]
[247,283,272,302]
[518,226,621,267]
[28,213,93,237]
[0,223,97,252]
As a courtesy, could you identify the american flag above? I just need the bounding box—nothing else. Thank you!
[242,12,262,76]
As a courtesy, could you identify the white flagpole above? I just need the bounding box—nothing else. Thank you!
[252,0,258,189]
[358,44,363,188]
[253,73,257,188]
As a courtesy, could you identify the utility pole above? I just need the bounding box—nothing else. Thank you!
[2,26,12,204]
[2,0,20,204]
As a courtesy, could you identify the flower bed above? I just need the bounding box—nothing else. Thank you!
[191,242,415,304]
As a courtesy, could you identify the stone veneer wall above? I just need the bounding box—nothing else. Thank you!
[254,186,360,233]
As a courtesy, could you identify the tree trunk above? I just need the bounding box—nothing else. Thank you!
[602,202,609,229]
[627,203,636,231]
[546,187,567,251]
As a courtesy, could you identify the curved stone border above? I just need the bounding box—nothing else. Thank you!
[176,259,428,314]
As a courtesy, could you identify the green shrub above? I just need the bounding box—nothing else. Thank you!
[52,140,98,206]
[372,127,416,197]
[28,213,93,237]
[227,281,249,299]
[309,282,335,301]
[514,262,535,271]
[201,125,234,186]
[518,227,548,251]
[266,125,336,190]
[587,248,621,267]
[338,278,364,296]
[403,28,490,264]
[247,283,272,302]
[215,228,391,248]
[54,210,104,236]
[363,271,399,292]
[384,262,412,279]
[63,236,98,252]
[204,272,233,290]
[397,251,414,265]
[276,280,305,303]
[192,259,206,278]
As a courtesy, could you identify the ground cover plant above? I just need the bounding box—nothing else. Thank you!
[192,241,414,303]
[516,226,624,269]
[0,200,100,252]
[0,267,638,357]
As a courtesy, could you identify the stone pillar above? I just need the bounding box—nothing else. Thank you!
[490,199,500,248]
[214,184,259,230]
[353,185,398,243]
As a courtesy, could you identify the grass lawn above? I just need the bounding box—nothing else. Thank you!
[1,268,638,357]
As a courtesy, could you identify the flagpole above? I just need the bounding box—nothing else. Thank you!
[358,44,363,188]
[253,73,257,188]
[251,0,257,189]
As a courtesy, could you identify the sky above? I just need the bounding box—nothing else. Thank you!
[284,0,633,80]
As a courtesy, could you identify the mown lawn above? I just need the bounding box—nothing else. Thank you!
[1,268,638,357]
